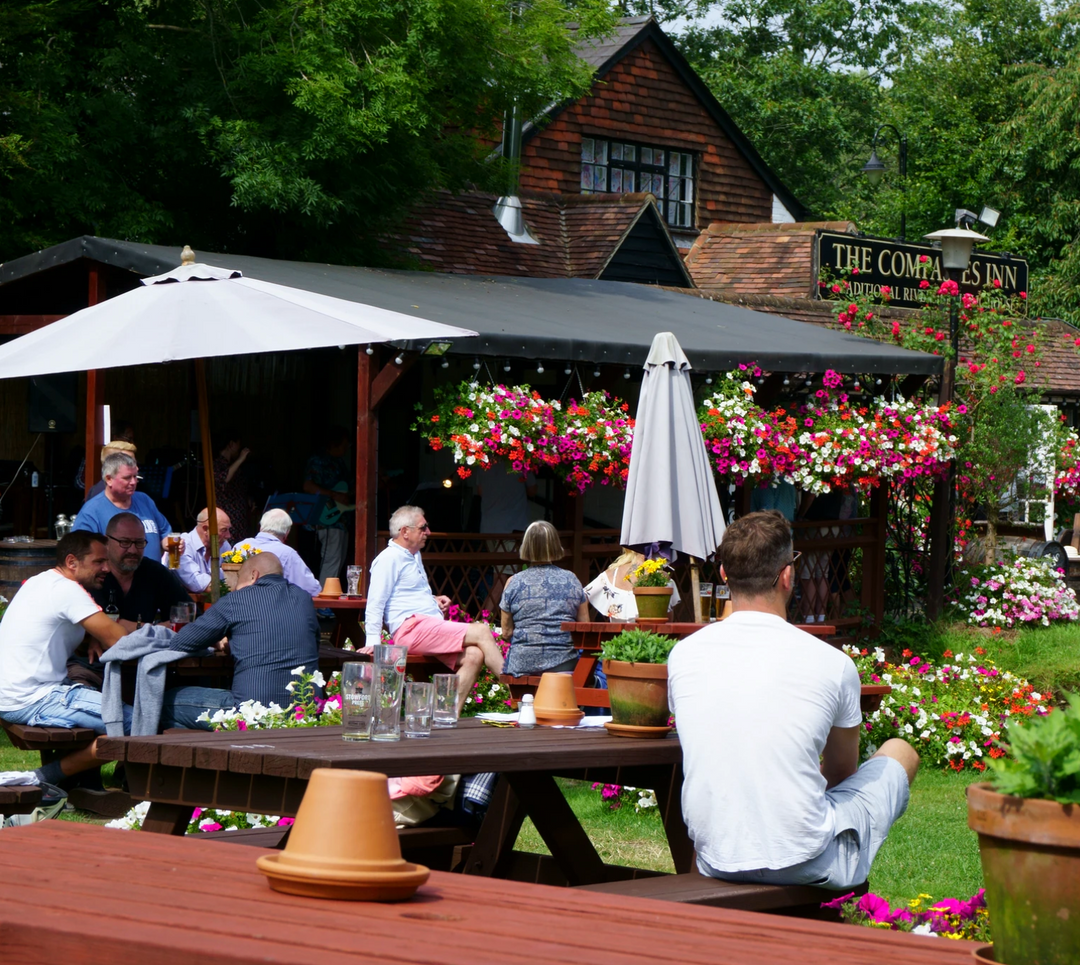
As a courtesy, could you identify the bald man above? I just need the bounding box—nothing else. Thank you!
[160,552,320,729]
[166,508,234,592]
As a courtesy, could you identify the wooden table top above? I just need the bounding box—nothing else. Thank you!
[97,717,680,780]
[0,822,979,965]
[311,596,366,610]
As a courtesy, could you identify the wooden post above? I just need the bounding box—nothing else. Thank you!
[690,558,702,623]
[195,359,220,602]
[84,266,105,501]
[356,348,377,592]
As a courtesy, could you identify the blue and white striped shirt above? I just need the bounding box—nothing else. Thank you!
[173,574,319,707]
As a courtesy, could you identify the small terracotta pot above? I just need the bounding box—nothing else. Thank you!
[603,659,670,728]
[533,672,579,713]
[256,768,429,900]
[633,585,672,622]
[321,577,343,597]
[221,562,241,591]
[968,782,1080,965]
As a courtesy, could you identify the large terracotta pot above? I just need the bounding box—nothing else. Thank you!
[633,585,672,623]
[967,782,1080,965]
[602,659,669,727]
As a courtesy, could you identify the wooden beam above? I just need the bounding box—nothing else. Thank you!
[0,314,64,335]
[371,353,418,410]
[84,267,105,501]
[356,349,378,583]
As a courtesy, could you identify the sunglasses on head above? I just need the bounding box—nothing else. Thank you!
[771,551,801,587]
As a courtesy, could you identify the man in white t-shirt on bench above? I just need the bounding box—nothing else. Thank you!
[0,531,132,785]
[669,510,918,891]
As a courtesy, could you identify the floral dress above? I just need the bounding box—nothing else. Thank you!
[500,565,586,675]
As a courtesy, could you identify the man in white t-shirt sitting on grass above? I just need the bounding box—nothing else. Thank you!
[668,510,918,890]
[0,531,132,786]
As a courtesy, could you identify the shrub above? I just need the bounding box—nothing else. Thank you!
[990,691,1080,803]
[950,557,1080,629]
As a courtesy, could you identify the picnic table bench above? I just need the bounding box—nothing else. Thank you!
[0,784,42,815]
[0,822,983,965]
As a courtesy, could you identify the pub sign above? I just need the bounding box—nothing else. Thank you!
[815,231,1028,310]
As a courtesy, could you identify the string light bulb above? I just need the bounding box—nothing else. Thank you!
[623,368,631,379]
[783,377,790,386]
[593,368,601,378]
[472,358,481,371]
[537,363,545,374]
[440,359,449,369]
[394,354,404,365]
[365,345,374,356]
[503,362,511,372]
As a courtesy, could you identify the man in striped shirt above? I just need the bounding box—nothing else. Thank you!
[160,552,320,729]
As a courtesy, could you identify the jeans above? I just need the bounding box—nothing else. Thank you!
[160,686,237,731]
[0,684,132,735]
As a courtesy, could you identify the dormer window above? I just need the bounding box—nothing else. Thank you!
[580,137,695,228]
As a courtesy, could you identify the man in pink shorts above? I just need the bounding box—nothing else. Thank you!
[365,505,504,711]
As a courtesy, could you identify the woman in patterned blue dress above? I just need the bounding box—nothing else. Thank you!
[499,521,589,676]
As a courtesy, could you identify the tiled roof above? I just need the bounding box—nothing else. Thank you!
[684,221,858,297]
[385,190,690,283]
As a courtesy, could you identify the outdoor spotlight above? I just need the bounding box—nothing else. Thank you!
[365,345,374,355]
[861,149,886,188]
[423,341,452,357]
[954,208,980,229]
[537,363,545,374]
[979,206,1001,229]
[394,354,404,365]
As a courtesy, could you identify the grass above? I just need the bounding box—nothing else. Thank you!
[514,771,985,905]
[981,623,1080,696]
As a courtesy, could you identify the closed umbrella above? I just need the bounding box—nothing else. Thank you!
[620,332,726,620]
[0,253,476,598]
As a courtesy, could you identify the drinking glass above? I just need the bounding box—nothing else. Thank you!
[371,644,408,742]
[404,681,434,739]
[432,674,459,728]
[169,604,191,632]
[715,583,731,620]
[340,661,375,742]
[166,533,183,569]
[698,582,714,624]
[346,564,363,597]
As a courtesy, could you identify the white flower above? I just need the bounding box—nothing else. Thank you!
[285,682,296,693]
[291,666,306,676]
[311,671,326,688]
[911,923,937,936]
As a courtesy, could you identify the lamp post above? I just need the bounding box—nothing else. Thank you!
[862,124,908,241]
[922,224,990,619]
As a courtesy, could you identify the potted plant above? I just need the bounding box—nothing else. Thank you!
[967,692,1080,965]
[629,557,673,623]
[600,628,677,736]
[220,544,262,591]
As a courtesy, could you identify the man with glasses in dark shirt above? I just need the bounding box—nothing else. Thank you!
[90,513,191,626]
[160,551,320,729]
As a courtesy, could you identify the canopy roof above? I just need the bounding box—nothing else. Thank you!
[0,236,943,375]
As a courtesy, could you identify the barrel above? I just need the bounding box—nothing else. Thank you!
[963,535,1068,573]
[0,539,58,601]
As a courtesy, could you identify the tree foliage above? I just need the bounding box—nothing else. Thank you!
[0,0,614,262]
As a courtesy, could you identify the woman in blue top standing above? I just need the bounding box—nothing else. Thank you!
[499,521,588,676]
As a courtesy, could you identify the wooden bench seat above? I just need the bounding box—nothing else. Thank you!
[197,822,475,871]
[0,785,43,816]
[577,872,867,919]
[0,720,97,763]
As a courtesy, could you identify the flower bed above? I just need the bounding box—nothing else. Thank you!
[823,889,990,941]
[846,645,1052,771]
[951,557,1080,629]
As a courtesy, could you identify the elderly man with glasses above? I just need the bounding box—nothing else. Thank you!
[365,505,504,713]
[668,510,919,893]
[165,507,234,593]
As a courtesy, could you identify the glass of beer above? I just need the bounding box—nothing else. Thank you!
[698,582,713,623]
[166,533,182,569]
[715,582,731,620]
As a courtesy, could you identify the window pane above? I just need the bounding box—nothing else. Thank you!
[640,147,652,166]
[624,170,635,192]
[684,177,693,202]
[669,153,680,175]
[611,168,623,192]
[581,138,594,164]
[624,145,636,162]
[581,163,593,192]
[593,164,607,191]
[611,143,622,161]
[653,149,665,168]
[595,140,609,164]
[667,176,679,200]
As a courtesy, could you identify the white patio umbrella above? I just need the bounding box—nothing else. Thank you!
[620,332,726,620]
[0,253,477,597]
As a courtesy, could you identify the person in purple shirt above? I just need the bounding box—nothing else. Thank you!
[241,509,321,597]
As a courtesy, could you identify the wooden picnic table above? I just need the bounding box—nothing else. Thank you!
[0,822,981,965]
[97,718,689,887]
[313,595,366,647]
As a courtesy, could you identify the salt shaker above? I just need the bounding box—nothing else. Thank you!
[518,693,536,728]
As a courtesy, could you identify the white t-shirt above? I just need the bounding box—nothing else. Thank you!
[0,570,101,712]
[668,611,862,872]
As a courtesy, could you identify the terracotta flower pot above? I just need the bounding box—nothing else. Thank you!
[633,585,672,623]
[321,577,343,597]
[256,768,429,901]
[533,672,583,725]
[602,659,670,728]
[221,562,241,591]
[967,782,1080,965]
